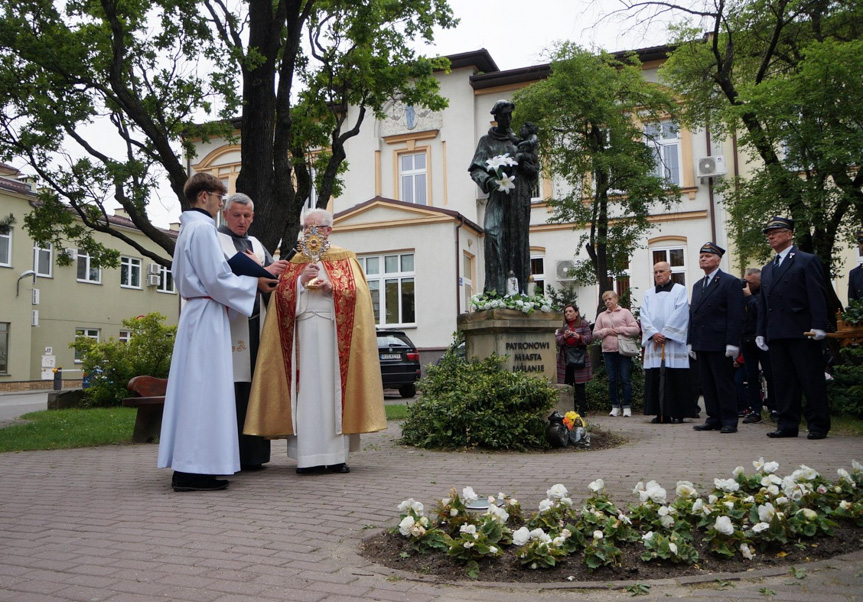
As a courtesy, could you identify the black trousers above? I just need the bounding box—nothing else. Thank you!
[697,351,738,428]
[768,338,830,435]
[741,339,774,414]
[235,314,271,467]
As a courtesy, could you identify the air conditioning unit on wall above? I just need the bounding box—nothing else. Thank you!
[696,156,727,179]
[146,274,161,287]
[147,263,162,275]
[556,260,576,282]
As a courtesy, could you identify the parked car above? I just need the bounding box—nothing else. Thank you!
[376,329,421,398]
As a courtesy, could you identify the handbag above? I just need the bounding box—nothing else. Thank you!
[617,334,641,357]
[564,344,586,369]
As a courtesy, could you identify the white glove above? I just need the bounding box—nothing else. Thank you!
[810,329,826,341]
[725,345,739,358]
[755,336,769,351]
[687,344,696,359]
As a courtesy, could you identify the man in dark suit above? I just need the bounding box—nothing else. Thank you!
[849,230,863,302]
[690,242,745,434]
[756,216,831,440]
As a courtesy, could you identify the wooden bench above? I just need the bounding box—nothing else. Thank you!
[122,376,167,443]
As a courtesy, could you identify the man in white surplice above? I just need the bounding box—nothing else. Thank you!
[640,261,691,423]
[157,173,280,492]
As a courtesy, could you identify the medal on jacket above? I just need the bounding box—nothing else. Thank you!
[299,225,330,262]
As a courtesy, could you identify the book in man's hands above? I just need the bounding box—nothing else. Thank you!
[227,252,278,280]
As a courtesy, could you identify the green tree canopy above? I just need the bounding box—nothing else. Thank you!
[512,43,680,307]
[0,0,456,265]
[655,0,863,300]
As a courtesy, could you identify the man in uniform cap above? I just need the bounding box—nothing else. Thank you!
[756,216,831,439]
[689,242,745,433]
[848,230,863,302]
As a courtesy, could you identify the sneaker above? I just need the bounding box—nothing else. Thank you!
[622,408,632,417]
[742,412,762,424]
[609,407,620,417]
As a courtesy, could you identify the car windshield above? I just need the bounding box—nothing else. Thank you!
[377,333,412,348]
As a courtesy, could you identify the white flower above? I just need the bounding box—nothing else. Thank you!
[633,481,645,495]
[743,496,754,504]
[708,494,718,504]
[540,305,552,312]
[733,466,745,477]
[692,499,704,514]
[758,502,776,523]
[547,483,569,500]
[740,543,754,560]
[669,542,678,555]
[419,516,430,527]
[753,457,765,471]
[486,504,509,524]
[496,173,516,193]
[450,508,459,517]
[561,528,572,538]
[724,501,735,510]
[460,524,477,536]
[593,530,604,540]
[766,484,780,496]
[498,492,507,500]
[560,496,573,507]
[410,523,426,538]
[801,508,817,521]
[840,500,852,510]
[660,515,675,528]
[489,546,498,554]
[795,465,819,481]
[714,516,734,536]
[538,499,554,514]
[714,478,740,493]
[775,496,789,506]
[530,528,551,543]
[512,527,530,546]
[752,522,770,533]
[508,497,518,506]
[552,536,566,547]
[852,460,863,473]
[761,474,782,486]
[397,498,424,515]
[589,479,605,493]
[640,480,667,504]
[676,481,697,499]
[658,505,670,517]
[462,486,478,504]
[617,513,632,525]
[642,531,655,541]
[838,468,855,485]
[463,541,474,549]
[398,515,415,537]
[764,461,779,474]
[817,485,828,494]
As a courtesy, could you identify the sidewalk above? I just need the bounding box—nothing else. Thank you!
[1,409,861,601]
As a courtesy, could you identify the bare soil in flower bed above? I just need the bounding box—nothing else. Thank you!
[360,525,863,583]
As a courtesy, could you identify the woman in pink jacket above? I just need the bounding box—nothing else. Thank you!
[592,291,640,417]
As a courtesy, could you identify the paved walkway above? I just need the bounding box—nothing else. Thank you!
[1,407,862,601]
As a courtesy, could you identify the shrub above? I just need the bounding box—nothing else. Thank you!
[70,313,176,407]
[828,343,863,419]
[400,354,557,450]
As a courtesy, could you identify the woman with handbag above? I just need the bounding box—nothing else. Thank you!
[593,291,641,417]
[555,304,593,415]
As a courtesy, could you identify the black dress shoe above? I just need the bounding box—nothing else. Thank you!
[693,423,719,431]
[766,430,798,438]
[172,475,229,492]
[327,463,350,473]
[720,425,737,434]
[241,464,266,472]
[742,413,762,424]
[688,413,701,419]
[672,417,685,424]
[807,432,827,440]
[296,465,324,475]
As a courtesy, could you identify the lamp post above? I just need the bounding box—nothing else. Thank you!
[16,269,35,297]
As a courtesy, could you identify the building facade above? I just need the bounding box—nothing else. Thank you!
[0,165,179,390]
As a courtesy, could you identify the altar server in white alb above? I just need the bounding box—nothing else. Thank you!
[157,173,280,492]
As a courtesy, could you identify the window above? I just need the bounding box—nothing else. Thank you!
[0,227,10,267]
[74,328,100,362]
[462,253,474,311]
[33,243,52,277]
[157,265,175,294]
[645,121,681,186]
[76,251,101,283]
[399,152,427,205]
[120,256,141,288]
[651,247,687,286]
[118,330,131,344]
[0,322,8,373]
[530,256,545,296]
[359,252,416,326]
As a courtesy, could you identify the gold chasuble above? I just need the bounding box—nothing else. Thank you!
[244,246,387,437]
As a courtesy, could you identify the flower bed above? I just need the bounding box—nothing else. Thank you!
[362,459,863,582]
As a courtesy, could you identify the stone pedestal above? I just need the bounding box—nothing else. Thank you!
[457,309,562,381]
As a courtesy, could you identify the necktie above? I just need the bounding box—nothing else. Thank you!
[702,277,709,291]
[774,255,781,267]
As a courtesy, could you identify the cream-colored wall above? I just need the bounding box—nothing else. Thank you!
[0,189,179,386]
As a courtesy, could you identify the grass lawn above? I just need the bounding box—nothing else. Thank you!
[0,404,411,453]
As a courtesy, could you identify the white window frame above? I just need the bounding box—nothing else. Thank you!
[120,256,142,289]
[0,227,11,267]
[74,328,100,362]
[645,120,682,186]
[76,250,101,284]
[0,321,9,374]
[461,252,474,313]
[359,252,416,327]
[399,152,427,205]
[157,265,175,294]
[651,246,687,286]
[33,243,52,278]
[530,255,545,296]
[118,330,132,344]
